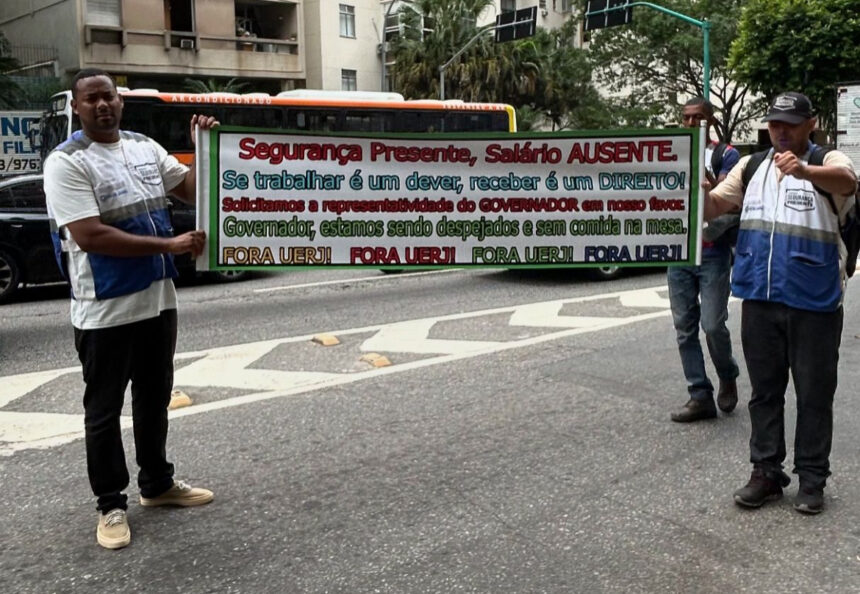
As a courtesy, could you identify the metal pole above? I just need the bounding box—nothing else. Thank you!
[380,1,399,92]
[702,19,711,100]
[438,26,494,100]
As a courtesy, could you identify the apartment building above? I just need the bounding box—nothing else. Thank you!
[485,0,578,33]
[0,0,304,91]
[0,0,580,94]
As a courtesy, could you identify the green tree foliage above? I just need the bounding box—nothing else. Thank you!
[730,0,860,138]
[514,20,624,130]
[587,0,754,142]
[14,77,64,110]
[183,77,250,94]
[0,33,22,109]
[390,0,507,101]
[389,0,611,130]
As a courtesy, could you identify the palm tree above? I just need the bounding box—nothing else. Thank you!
[183,77,250,94]
[388,1,611,129]
[390,0,499,100]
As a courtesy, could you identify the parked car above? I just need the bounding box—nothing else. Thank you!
[0,174,243,303]
[0,174,62,301]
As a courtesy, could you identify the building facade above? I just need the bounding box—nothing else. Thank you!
[0,0,582,94]
[0,0,304,91]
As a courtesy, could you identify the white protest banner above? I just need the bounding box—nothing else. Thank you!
[195,127,704,272]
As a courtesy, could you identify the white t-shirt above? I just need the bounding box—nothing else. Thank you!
[44,134,188,329]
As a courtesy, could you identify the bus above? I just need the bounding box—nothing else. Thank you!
[39,89,517,162]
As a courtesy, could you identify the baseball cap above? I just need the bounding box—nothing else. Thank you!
[762,92,815,124]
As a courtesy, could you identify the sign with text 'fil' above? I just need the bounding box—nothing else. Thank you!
[195,128,704,271]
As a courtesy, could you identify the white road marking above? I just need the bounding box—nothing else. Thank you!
[509,300,619,329]
[174,339,339,391]
[0,284,672,456]
[0,368,80,408]
[361,319,503,354]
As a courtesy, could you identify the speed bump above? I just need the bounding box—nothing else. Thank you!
[360,353,392,368]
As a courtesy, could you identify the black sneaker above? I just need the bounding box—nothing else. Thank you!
[716,379,738,413]
[670,398,717,423]
[733,468,788,508]
[793,485,824,515]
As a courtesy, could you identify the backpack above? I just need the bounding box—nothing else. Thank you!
[710,142,728,178]
[702,142,741,246]
[741,146,860,277]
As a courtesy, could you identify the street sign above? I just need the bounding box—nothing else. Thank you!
[836,82,860,174]
[585,0,633,31]
[494,6,537,43]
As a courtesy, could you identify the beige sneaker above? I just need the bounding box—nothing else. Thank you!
[139,480,214,507]
[97,509,131,550]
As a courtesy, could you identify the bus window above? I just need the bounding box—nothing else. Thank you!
[122,102,224,153]
[285,109,339,132]
[228,106,283,129]
[39,114,69,160]
[397,110,443,133]
[121,103,196,153]
[343,110,395,133]
[444,112,504,133]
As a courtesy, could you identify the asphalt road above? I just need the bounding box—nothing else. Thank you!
[2,268,860,593]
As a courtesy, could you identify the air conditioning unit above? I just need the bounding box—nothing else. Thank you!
[376,42,390,56]
[179,38,195,50]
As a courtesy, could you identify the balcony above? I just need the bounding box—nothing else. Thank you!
[82,25,302,79]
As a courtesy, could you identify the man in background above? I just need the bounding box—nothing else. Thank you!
[669,97,740,423]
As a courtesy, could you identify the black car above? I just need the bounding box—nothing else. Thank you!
[0,174,242,303]
[0,174,62,301]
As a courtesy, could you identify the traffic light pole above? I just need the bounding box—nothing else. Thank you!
[439,27,494,101]
[438,8,536,100]
[587,2,711,100]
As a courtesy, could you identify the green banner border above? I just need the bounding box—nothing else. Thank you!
[204,126,703,272]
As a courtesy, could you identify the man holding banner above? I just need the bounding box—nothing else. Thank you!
[44,68,217,549]
[668,97,740,423]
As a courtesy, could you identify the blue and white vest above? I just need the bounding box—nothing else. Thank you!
[50,130,178,300]
[732,146,842,311]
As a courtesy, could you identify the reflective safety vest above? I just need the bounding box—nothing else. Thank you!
[732,146,842,312]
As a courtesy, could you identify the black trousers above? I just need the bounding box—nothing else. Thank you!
[74,309,177,512]
[740,300,842,489]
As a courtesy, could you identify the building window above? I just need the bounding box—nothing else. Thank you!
[341,69,357,91]
[500,0,516,13]
[339,4,355,38]
[86,0,120,26]
[165,0,194,32]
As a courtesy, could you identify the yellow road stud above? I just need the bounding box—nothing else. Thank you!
[360,353,392,368]
[312,334,341,346]
[168,389,193,410]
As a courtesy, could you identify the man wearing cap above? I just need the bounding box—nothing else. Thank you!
[705,91,857,514]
